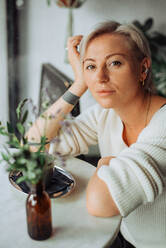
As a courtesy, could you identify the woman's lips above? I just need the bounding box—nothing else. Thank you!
[96,90,116,96]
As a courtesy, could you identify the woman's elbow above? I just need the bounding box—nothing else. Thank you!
[86,189,120,218]
[86,201,115,217]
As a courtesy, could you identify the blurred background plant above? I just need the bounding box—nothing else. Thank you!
[133,17,166,96]
[47,0,86,8]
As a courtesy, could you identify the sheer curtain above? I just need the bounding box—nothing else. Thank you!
[0,0,9,144]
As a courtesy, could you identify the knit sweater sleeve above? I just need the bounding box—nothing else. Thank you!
[97,107,166,217]
[49,104,101,156]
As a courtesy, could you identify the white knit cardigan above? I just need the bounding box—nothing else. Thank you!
[49,104,166,248]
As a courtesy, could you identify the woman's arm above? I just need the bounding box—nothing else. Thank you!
[26,82,86,144]
[95,109,166,218]
[26,36,87,146]
[86,156,120,217]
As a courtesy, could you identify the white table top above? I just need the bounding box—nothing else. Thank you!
[0,152,121,248]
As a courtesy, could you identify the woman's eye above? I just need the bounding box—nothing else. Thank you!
[85,65,96,70]
[109,61,121,67]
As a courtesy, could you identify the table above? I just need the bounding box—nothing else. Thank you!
[0,152,121,248]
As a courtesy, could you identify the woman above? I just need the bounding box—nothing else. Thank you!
[27,21,166,247]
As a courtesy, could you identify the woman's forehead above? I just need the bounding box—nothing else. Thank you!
[84,33,134,59]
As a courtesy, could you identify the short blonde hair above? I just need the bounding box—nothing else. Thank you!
[80,21,154,92]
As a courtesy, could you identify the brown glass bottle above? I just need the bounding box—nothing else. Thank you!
[26,180,52,240]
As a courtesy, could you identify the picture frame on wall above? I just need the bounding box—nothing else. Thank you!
[39,63,80,117]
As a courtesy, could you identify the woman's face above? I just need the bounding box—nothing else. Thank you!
[83,33,143,109]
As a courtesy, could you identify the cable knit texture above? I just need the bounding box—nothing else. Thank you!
[49,104,166,248]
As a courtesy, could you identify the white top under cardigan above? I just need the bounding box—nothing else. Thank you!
[49,104,166,248]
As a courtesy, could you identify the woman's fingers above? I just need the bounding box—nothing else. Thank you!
[66,35,84,82]
[67,35,83,57]
[97,156,116,169]
[67,35,83,46]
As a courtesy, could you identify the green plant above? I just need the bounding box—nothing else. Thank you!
[0,98,64,185]
[133,18,166,96]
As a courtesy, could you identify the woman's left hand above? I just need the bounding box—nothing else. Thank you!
[97,156,115,170]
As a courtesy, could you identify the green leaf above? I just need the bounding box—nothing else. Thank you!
[2,145,10,154]
[21,110,28,124]
[37,145,44,153]
[10,134,20,145]
[1,152,10,161]
[17,122,25,136]
[47,0,51,5]
[22,136,28,145]
[27,171,36,180]
[0,126,8,136]
[28,160,37,169]
[7,139,20,148]
[17,158,27,164]
[16,175,27,184]
[39,155,45,167]
[143,18,153,32]
[7,122,14,133]
[16,98,29,120]
[41,135,47,145]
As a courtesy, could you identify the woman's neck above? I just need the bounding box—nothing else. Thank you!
[115,90,151,132]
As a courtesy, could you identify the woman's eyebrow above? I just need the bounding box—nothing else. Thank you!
[105,53,127,59]
[83,58,95,64]
[83,53,127,63]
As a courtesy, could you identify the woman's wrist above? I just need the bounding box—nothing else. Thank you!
[62,90,80,106]
[69,81,88,97]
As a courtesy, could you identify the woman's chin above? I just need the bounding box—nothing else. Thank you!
[97,99,114,109]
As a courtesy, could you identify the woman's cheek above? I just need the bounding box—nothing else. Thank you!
[83,73,92,87]
[84,78,89,87]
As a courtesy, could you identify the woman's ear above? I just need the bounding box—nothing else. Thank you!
[141,57,151,81]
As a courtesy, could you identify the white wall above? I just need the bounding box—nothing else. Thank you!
[0,0,9,144]
[17,0,166,112]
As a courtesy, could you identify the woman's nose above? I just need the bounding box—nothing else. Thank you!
[96,67,109,83]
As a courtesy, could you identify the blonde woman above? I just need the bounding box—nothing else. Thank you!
[27,21,166,247]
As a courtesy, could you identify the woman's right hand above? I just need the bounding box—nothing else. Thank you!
[67,35,87,87]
